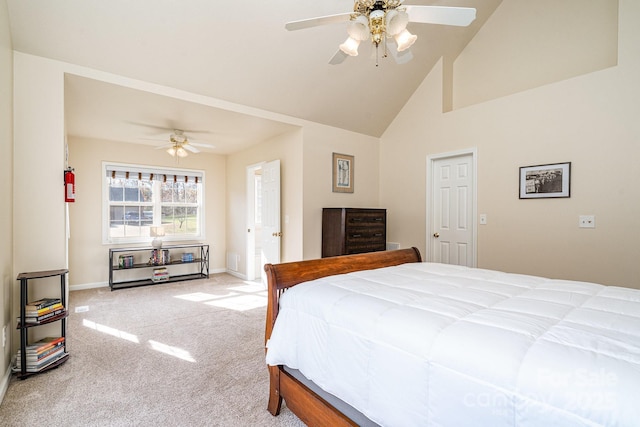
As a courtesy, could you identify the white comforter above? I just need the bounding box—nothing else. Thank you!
[265,262,640,427]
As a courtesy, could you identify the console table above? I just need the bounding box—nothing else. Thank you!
[109,243,209,290]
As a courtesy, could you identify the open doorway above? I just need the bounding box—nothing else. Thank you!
[246,160,281,282]
[246,164,263,281]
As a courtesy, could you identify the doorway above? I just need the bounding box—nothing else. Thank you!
[426,149,477,267]
[246,159,281,281]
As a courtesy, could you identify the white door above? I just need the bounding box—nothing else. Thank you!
[427,150,476,267]
[260,159,281,281]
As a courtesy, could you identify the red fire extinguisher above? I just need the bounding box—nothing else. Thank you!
[64,167,75,203]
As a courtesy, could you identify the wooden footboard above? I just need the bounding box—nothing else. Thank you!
[264,247,422,425]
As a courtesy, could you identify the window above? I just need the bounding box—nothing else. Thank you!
[103,163,204,244]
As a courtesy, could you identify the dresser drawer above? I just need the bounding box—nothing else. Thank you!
[345,242,387,255]
[346,228,385,243]
[345,211,386,227]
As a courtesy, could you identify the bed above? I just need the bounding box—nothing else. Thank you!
[264,248,640,426]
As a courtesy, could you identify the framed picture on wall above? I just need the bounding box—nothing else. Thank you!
[519,162,571,199]
[332,152,354,193]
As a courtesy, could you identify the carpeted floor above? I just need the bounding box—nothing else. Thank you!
[0,274,304,426]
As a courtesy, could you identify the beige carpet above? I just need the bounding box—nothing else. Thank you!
[0,274,305,426]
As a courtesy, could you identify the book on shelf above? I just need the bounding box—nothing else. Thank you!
[25,297,61,311]
[13,348,67,373]
[20,337,65,354]
[17,341,65,361]
[25,302,64,317]
[118,254,135,268]
[150,249,170,266]
[152,267,169,282]
[18,308,65,324]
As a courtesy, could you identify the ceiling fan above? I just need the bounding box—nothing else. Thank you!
[285,0,476,65]
[155,129,215,158]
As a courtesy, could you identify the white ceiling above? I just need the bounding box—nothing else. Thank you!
[6,0,501,154]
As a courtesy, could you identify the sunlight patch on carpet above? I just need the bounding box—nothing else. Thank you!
[205,294,267,311]
[148,340,196,362]
[174,291,239,302]
[230,282,267,293]
[83,319,139,343]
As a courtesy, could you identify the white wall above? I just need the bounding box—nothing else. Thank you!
[302,125,381,260]
[454,0,619,108]
[0,0,13,394]
[226,129,303,277]
[12,52,69,350]
[380,0,640,288]
[225,121,381,277]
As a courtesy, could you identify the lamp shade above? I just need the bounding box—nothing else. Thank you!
[347,14,369,41]
[386,10,409,36]
[395,28,417,51]
[339,37,360,56]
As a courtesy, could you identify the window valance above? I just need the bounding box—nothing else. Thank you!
[104,163,204,184]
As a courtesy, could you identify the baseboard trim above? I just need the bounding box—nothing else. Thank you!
[69,281,108,292]
[225,270,248,280]
[0,364,11,405]
[69,269,230,292]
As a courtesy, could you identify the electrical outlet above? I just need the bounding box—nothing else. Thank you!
[2,325,6,348]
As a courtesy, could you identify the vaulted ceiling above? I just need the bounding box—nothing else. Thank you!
[6,0,501,154]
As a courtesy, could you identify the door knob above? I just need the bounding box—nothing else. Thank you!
[433,232,440,238]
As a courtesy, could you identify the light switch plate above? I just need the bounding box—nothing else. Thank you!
[579,215,595,228]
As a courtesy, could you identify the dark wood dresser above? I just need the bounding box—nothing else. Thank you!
[322,208,387,257]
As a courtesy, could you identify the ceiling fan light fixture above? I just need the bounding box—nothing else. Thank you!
[339,36,361,56]
[395,28,417,52]
[347,14,370,41]
[167,146,177,156]
[176,147,188,157]
[386,10,409,36]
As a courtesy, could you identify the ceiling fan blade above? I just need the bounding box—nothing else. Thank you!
[189,141,215,149]
[405,6,476,27]
[128,122,213,135]
[329,49,349,65]
[183,144,200,153]
[285,12,352,31]
[154,143,173,150]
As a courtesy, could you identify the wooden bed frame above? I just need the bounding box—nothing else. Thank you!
[264,247,423,426]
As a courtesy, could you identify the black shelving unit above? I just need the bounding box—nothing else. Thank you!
[15,268,70,379]
[109,243,209,290]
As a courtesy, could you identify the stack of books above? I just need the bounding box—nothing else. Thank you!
[152,267,169,283]
[18,297,65,324]
[118,254,135,268]
[13,336,66,373]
